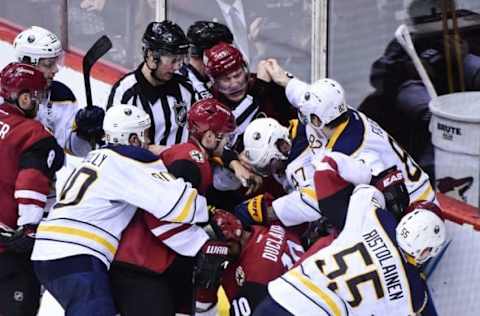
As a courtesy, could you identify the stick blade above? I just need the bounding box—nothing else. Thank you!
[395,24,411,48]
[82,35,112,70]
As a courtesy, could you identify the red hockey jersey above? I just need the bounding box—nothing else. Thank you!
[222,225,304,315]
[0,103,64,253]
[114,141,213,273]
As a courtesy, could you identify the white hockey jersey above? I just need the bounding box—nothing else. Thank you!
[31,145,209,268]
[36,80,91,156]
[268,185,431,316]
[285,78,436,205]
[270,120,327,226]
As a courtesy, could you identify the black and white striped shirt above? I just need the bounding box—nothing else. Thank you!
[179,64,214,101]
[107,64,196,145]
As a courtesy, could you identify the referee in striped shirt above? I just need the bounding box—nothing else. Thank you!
[107,20,195,146]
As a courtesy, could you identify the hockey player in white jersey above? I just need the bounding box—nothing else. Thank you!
[13,26,104,156]
[234,117,326,227]
[255,153,446,316]
[265,60,436,217]
[31,104,210,315]
[182,21,234,100]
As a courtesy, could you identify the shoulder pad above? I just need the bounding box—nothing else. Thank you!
[50,81,77,103]
[109,145,160,163]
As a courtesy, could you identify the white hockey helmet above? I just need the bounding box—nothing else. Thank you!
[13,26,63,65]
[298,78,348,133]
[103,105,151,146]
[243,118,291,175]
[396,209,446,265]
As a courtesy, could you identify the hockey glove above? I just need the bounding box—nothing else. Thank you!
[0,224,36,255]
[74,105,105,143]
[371,166,410,220]
[233,193,273,228]
[209,209,243,243]
[193,240,239,289]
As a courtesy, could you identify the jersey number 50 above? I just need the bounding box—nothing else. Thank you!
[55,166,98,208]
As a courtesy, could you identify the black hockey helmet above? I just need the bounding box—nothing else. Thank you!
[142,20,189,56]
[187,21,234,56]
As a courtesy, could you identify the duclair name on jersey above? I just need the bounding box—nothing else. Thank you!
[363,229,404,301]
[262,225,286,262]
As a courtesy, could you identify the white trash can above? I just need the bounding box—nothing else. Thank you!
[430,92,480,207]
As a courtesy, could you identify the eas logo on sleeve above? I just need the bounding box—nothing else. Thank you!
[189,150,204,163]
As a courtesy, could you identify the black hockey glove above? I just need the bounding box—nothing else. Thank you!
[0,224,36,255]
[193,240,239,289]
[371,166,410,220]
[74,106,105,143]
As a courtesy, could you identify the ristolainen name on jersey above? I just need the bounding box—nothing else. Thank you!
[362,229,404,301]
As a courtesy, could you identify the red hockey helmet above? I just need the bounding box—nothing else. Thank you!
[187,98,236,140]
[0,62,47,102]
[204,42,247,79]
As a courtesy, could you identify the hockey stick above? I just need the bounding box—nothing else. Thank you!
[83,35,112,110]
[395,24,438,99]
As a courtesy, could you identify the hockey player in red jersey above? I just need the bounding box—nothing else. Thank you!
[111,98,242,315]
[204,42,295,150]
[194,210,305,316]
[0,62,64,316]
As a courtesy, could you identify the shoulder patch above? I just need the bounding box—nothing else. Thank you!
[189,149,205,163]
[235,265,246,287]
[49,81,76,102]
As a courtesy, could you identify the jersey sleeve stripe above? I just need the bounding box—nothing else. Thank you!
[300,187,317,201]
[36,225,117,255]
[173,190,197,223]
[288,269,344,316]
[14,190,47,202]
[160,184,187,220]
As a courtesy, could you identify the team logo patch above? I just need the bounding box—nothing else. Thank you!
[235,265,246,287]
[174,101,187,126]
[189,150,204,163]
[14,290,24,302]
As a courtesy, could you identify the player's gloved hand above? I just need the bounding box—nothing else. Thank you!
[233,193,273,228]
[371,166,410,220]
[193,240,239,289]
[74,106,105,143]
[0,223,36,255]
[209,209,243,242]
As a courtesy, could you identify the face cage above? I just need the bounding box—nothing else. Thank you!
[250,139,290,177]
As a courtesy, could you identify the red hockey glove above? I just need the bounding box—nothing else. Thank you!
[210,209,243,242]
